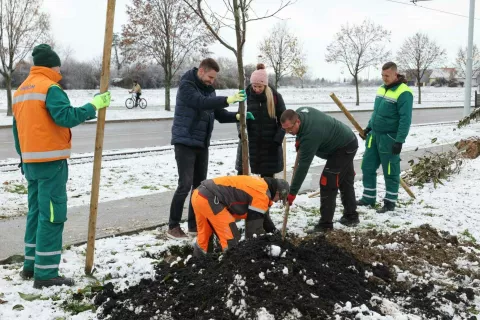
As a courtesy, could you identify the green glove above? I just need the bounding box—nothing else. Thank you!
[91,91,111,110]
[235,112,255,121]
[227,90,246,104]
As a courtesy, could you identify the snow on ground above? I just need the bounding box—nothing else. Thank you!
[0,86,475,125]
[1,134,480,319]
[1,121,479,218]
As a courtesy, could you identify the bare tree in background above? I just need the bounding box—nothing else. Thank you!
[122,0,211,111]
[183,0,294,175]
[325,19,390,106]
[0,0,49,116]
[397,32,446,104]
[455,45,480,80]
[292,57,308,88]
[259,22,303,89]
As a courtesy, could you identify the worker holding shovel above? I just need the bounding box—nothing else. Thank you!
[280,108,359,233]
[356,62,413,213]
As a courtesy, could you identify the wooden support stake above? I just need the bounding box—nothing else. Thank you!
[281,151,300,240]
[85,0,116,275]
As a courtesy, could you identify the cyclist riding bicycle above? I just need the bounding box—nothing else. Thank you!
[129,80,142,107]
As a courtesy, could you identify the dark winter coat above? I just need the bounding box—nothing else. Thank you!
[244,85,286,175]
[171,68,236,148]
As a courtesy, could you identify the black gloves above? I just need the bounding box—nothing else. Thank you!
[360,127,372,139]
[392,142,402,155]
[18,162,24,175]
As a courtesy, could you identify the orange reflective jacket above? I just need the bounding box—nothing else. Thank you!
[198,175,273,216]
[13,67,71,163]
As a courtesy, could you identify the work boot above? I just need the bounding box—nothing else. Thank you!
[377,201,395,213]
[306,224,333,234]
[33,276,75,289]
[166,226,188,239]
[339,215,360,227]
[356,199,373,207]
[20,269,34,280]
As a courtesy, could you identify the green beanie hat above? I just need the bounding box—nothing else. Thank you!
[32,44,61,68]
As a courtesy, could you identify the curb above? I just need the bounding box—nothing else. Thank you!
[0,105,468,129]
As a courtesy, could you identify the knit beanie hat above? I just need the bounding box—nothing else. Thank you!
[250,63,268,85]
[264,177,290,202]
[32,44,61,68]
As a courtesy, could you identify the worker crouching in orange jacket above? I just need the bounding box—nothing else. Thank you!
[192,175,289,256]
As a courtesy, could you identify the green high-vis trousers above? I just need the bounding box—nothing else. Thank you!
[360,131,400,206]
[23,160,68,280]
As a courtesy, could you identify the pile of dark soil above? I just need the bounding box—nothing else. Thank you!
[94,230,479,319]
[95,234,376,319]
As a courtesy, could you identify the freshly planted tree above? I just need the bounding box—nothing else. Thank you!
[183,0,294,174]
[325,19,390,106]
[122,0,211,111]
[0,0,49,116]
[259,22,303,89]
[397,33,446,104]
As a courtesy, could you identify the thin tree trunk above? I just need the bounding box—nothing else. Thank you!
[233,0,249,175]
[165,73,171,111]
[417,82,421,104]
[354,75,360,106]
[6,75,13,116]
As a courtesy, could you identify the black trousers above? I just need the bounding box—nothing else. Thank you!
[319,138,358,228]
[169,144,208,230]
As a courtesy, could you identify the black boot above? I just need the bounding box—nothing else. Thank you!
[377,201,395,213]
[33,276,75,289]
[339,215,360,226]
[20,269,34,280]
[356,199,373,207]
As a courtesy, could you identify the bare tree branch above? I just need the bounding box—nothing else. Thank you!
[397,32,446,104]
[325,19,390,105]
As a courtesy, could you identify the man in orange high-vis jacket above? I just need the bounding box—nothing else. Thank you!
[191,175,289,257]
[12,44,111,289]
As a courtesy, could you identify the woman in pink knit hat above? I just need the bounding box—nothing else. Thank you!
[235,63,286,179]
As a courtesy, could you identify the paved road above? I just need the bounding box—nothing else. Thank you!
[0,143,455,262]
[0,107,464,160]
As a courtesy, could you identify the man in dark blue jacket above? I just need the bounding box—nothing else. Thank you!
[168,58,250,239]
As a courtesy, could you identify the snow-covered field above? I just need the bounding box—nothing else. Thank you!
[0,86,475,125]
[1,125,480,319]
[1,121,479,219]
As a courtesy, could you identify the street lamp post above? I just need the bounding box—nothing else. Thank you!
[464,0,476,116]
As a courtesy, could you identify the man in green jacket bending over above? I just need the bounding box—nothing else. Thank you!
[357,62,413,213]
[281,107,359,232]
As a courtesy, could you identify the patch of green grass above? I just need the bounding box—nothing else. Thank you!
[424,213,435,217]
[4,184,27,194]
[461,229,477,243]
[110,250,117,255]
[423,205,436,209]
[365,223,376,229]
[141,185,159,190]
[387,224,401,229]
[467,307,479,315]
[61,301,95,315]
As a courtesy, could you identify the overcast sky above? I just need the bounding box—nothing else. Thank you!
[42,0,480,81]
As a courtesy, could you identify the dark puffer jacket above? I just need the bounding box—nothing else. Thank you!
[245,85,286,175]
[171,68,236,148]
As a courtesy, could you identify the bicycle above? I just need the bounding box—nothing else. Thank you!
[125,93,147,109]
